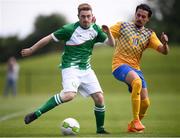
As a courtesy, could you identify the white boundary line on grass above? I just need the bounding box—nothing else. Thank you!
[0,109,33,122]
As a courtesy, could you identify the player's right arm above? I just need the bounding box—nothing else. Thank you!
[21,34,53,57]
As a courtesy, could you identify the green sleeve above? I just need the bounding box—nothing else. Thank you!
[94,24,107,43]
[53,24,73,41]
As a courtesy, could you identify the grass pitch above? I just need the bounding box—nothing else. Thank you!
[0,46,180,137]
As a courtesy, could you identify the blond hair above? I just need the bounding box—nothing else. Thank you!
[78,3,92,15]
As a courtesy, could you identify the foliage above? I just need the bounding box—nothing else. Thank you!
[0,13,67,63]
[146,0,180,43]
[0,36,22,62]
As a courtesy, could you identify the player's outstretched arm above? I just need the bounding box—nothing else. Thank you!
[21,34,53,57]
[102,25,115,47]
[157,32,170,55]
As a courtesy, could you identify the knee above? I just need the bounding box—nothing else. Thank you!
[93,92,104,106]
[132,78,142,89]
[60,92,76,102]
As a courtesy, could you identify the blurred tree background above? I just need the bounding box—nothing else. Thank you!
[146,0,180,43]
[0,13,67,63]
[0,0,180,63]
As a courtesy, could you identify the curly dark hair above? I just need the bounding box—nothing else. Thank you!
[136,4,152,18]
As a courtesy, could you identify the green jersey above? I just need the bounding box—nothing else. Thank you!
[51,22,107,70]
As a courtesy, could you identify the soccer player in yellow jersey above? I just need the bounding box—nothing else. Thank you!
[110,4,169,132]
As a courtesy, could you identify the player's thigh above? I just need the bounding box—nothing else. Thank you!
[80,69,103,97]
[61,68,80,93]
[125,70,140,85]
[113,64,140,85]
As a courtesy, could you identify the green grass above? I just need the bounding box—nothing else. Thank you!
[0,46,180,137]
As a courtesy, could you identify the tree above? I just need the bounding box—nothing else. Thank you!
[34,13,67,37]
[146,0,180,44]
[23,13,67,54]
[0,13,67,63]
[0,36,21,63]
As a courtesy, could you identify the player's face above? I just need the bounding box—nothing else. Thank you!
[78,10,93,29]
[135,9,149,28]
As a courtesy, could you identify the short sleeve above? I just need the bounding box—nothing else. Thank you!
[148,32,162,50]
[52,24,72,42]
[110,22,121,39]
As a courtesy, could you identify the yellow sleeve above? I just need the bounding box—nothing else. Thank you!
[148,32,162,50]
[110,22,121,39]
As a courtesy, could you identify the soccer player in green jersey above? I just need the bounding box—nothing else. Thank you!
[21,3,115,134]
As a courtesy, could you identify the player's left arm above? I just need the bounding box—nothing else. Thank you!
[102,25,115,47]
[157,32,170,55]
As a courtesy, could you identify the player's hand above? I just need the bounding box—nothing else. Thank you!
[102,25,110,34]
[21,48,33,57]
[161,32,168,45]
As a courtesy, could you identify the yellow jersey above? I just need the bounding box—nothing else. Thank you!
[110,22,162,71]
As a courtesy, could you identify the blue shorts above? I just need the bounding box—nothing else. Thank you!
[112,64,147,92]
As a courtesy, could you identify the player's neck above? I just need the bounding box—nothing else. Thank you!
[135,24,144,29]
[79,22,91,29]
[80,25,90,29]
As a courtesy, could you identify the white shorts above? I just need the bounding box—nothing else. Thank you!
[60,67,103,97]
